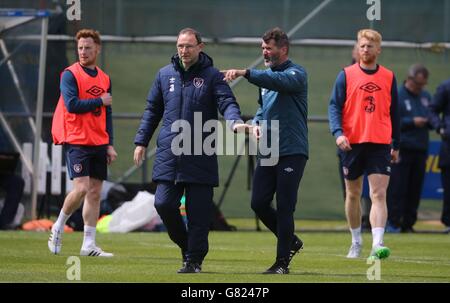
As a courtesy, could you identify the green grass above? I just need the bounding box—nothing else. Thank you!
[228,218,449,232]
[1,223,449,282]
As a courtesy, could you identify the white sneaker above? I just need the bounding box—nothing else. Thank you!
[48,226,63,255]
[346,243,362,258]
[80,246,114,257]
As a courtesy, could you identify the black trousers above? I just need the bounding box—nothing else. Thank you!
[0,173,24,229]
[440,168,450,227]
[154,181,213,263]
[251,155,307,260]
[387,149,427,229]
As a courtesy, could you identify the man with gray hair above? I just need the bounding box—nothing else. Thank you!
[134,28,247,273]
[386,64,432,233]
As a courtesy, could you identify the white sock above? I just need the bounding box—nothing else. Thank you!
[350,227,362,244]
[82,225,97,250]
[372,227,385,248]
[54,210,70,231]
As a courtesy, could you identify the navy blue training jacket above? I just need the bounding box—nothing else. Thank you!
[134,52,242,186]
[397,84,431,151]
[248,59,309,159]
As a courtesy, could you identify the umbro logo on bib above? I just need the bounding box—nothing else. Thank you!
[359,82,381,93]
[86,85,105,97]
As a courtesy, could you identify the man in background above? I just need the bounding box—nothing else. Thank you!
[428,75,450,234]
[387,64,431,233]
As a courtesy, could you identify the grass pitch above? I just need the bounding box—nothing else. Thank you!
[1,224,449,283]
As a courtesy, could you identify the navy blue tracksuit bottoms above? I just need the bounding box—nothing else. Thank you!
[251,154,307,260]
[154,181,213,263]
[387,149,427,229]
[440,168,450,227]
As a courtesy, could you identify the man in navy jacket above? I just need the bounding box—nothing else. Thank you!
[223,27,308,274]
[428,76,450,234]
[134,28,247,273]
[387,64,431,233]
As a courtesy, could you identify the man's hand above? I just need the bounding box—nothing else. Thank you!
[134,145,146,166]
[221,69,246,82]
[391,149,399,163]
[232,123,251,134]
[101,93,112,106]
[336,135,352,151]
[107,145,118,165]
[252,125,262,140]
[413,117,428,128]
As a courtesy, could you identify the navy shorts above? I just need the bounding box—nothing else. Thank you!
[64,144,107,180]
[339,143,391,180]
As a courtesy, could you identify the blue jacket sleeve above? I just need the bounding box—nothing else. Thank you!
[61,70,103,113]
[247,67,307,93]
[213,71,243,128]
[134,72,165,147]
[252,89,264,125]
[428,82,449,131]
[106,80,113,145]
[328,70,346,138]
[390,76,400,150]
